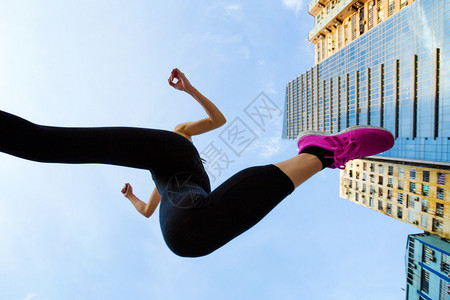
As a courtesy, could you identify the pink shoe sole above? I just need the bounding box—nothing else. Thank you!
[297,125,395,169]
[296,125,392,142]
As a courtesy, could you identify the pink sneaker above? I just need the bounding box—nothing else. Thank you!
[297,125,395,169]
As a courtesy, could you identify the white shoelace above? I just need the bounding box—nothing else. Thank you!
[324,136,360,169]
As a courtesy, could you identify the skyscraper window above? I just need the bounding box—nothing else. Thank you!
[388,165,394,175]
[437,173,446,185]
[422,199,429,212]
[423,170,430,182]
[351,14,357,41]
[388,0,395,17]
[377,0,384,23]
[398,207,403,219]
[422,185,429,197]
[436,203,444,218]
[359,8,365,35]
[398,192,404,204]
[421,215,428,228]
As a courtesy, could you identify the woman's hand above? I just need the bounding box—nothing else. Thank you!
[168,68,193,93]
[121,183,134,198]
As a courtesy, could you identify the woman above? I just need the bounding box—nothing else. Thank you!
[0,68,394,257]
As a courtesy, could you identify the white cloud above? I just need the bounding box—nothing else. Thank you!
[23,294,36,300]
[246,114,288,159]
[258,136,284,159]
[212,2,241,16]
[192,2,249,62]
[223,3,241,15]
[282,0,304,14]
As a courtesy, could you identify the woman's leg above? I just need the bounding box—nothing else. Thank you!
[273,153,323,188]
[161,126,395,257]
[160,163,297,257]
[0,110,201,177]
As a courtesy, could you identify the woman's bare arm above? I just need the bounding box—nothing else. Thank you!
[185,85,226,126]
[143,187,161,217]
[169,68,226,137]
[121,184,161,218]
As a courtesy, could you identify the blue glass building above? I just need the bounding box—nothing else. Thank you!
[283,0,449,164]
[406,233,450,299]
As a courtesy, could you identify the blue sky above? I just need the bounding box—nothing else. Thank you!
[0,1,417,299]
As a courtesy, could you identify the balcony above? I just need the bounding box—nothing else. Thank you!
[309,0,364,43]
[309,0,327,17]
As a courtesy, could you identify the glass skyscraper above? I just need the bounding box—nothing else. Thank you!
[405,233,450,299]
[283,0,450,298]
[283,0,449,164]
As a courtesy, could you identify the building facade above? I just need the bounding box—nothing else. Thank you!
[405,233,450,299]
[309,0,416,65]
[284,0,450,296]
[283,0,449,164]
[340,158,450,238]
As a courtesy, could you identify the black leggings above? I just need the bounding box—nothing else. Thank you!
[0,111,295,257]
